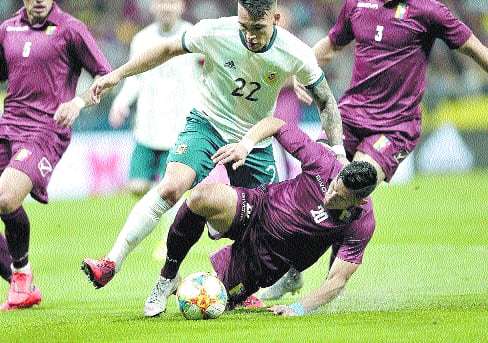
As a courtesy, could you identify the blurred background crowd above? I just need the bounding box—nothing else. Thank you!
[1,0,487,132]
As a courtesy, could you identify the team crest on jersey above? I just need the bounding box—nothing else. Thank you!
[175,143,188,155]
[394,3,409,20]
[15,148,33,161]
[45,25,57,36]
[373,135,392,153]
[38,157,53,177]
[264,70,279,84]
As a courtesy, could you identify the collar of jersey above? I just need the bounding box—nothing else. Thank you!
[239,26,277,53]
[20,2,63,28]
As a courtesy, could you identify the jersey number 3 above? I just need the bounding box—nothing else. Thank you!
[375,26,384,42]
[232,78,261,102]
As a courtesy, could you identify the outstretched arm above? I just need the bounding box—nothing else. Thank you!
[269,258,359,316]
[457,34,488,73]
[53,75,110,128]
[212,117,286,170]
[90,36,186,103]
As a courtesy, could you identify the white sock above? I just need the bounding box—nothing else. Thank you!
[108,189,171,272]
[12,262,31,274]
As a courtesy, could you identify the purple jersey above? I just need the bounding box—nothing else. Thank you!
[211,123,375,301]
[258,123,375,268]
[0,3,111,139]
[329,0,472,131]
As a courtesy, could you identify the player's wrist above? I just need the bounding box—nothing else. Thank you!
[331,144,346,158]
[288,302,306,316]
[72,96,86,110]
[239,137,254,154]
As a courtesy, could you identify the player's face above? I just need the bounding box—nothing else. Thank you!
[323,177,356,210]
[23,0,54,24]
[152,0,184,30]
[238,4,280,52]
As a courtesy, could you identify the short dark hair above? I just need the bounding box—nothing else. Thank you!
[338,161,377,200]
[238,0,276,19]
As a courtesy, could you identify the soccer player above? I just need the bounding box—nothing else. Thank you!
[153,116,377,315]
[81,0,346,317]
[109,0,203,197]
[260,0,488,300]
[0,0,111,310]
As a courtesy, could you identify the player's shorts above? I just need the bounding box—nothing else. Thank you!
[167,110,278,189]
[317,120,420,182]
[0,129,70,204]
[129,142,169,182]
[209,185,289,308]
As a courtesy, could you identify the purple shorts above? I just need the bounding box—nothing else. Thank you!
[318,121,420,182]
[209,186,289,307]
[0,129,70,203]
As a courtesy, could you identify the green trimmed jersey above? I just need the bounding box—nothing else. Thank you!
[182,16,324,148]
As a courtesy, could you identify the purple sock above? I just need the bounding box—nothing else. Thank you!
[161,202,206,279]
[1,206,30,269]
[0,232,12,282]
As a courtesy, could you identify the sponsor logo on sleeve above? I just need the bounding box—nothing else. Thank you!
[38,157,53,177]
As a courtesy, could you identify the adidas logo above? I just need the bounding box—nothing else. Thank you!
[224,61,236,69]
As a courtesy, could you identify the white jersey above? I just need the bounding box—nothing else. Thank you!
[113,20,203,150]
[183,16,324,148]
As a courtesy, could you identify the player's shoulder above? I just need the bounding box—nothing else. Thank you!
[133,23,159,40]
[274,26,314,60]
[192,16,237,36]
[51,6,91,34]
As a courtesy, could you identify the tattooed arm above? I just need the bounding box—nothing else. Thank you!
[308,77,346,161]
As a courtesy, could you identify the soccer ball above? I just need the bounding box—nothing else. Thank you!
[176,272,227,320]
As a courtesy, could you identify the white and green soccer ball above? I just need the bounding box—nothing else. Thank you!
[176,272,227,320]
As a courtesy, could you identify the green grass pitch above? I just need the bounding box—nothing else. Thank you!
[0,170,486,342]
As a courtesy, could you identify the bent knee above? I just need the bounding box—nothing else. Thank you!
[0,193,21,215]
[187,185,210,211]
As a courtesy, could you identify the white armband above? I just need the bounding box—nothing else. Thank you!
[73,96,86,109]
[239,137,254,154]
[331,145,346,157]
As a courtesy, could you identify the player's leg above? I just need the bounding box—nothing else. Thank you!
[81,162,195,288]
[82,111,217,288]
[0,167,40,309]
[144,183,237,317]
[0,136,64,310]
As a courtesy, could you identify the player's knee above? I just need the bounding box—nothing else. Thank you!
[0,192,20,215]
[157,183,185,205]
[187,185,212,212]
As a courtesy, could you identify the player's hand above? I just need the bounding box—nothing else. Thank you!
[268,305,300,316]
[109,104,130,128]
[293,78,313,105]
[212,143,248,170]
[53,100,82,128]
[90,71,121,104]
